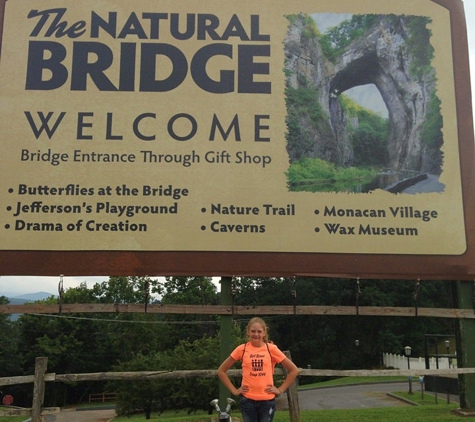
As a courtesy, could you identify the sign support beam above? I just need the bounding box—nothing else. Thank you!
[454,280,475,412]
[219,276,233,410]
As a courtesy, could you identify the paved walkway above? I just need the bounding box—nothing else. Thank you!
[42,407,116,422]
[401,174,445,194]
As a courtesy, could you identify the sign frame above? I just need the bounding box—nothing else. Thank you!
[0,0,473,279]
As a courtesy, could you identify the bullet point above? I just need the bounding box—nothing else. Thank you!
[8,188,14,193]
[6,206,11,211]
[201,226,206,231]
[314,227,320,233]
[5,224,10,229]
[314,210,320,215]
[201,208,206,213]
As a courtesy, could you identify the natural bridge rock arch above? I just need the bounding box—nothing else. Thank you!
[285,14,442,175]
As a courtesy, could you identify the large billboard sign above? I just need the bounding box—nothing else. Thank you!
[0,0,474,279]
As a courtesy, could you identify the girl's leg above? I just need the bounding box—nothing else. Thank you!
[256,399,276,422]
[240,396,259,422]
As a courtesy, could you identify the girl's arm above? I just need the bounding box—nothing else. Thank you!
[217,356,246,396]
[277,357,300,394]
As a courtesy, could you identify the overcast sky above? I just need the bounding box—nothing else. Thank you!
[1,3,475,297]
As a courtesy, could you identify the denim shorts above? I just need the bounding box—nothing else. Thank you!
[240,396,276,422]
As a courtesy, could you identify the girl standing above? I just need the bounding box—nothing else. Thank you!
[217,317,300,422]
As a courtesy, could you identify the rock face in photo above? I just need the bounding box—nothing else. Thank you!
[284,14,443,175]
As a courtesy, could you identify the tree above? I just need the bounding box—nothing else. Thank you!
[0,296,21,376]
[110,332,242,418]
[231,277,454,371]
[91,276,160,304]
[319,14,378,62]
[17,277,171,406]
[157,277,219,347]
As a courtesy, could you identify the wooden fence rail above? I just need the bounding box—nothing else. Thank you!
[2,367,475,388]
[2,357,475,422]
[88,392,117,403]
[1,303,475,319]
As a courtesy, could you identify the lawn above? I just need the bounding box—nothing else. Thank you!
[0,406,462,422]
[110,386,462,422]
[0,378,460,422]
[110,404,461,422]
[300,376,407,389]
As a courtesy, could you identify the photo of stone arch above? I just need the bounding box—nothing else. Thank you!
[284,13,445,194]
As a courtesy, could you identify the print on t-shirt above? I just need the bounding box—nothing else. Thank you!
[250,353,267,376]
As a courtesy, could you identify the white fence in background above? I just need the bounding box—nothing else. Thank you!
[383,353,457,370]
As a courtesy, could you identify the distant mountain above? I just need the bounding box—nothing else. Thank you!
[6,297,29,305]
[11,291,55,301]
[3,292,54,321]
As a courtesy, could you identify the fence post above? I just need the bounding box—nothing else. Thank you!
[282,351,300,422]
[31,357,48,422]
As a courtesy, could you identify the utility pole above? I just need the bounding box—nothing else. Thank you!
[219,277,233,410]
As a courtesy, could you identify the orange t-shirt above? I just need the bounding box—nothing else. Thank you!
[231,342,286,400]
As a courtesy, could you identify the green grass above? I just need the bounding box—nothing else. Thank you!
[0,407,462,422]
[392,390,458,406]
[282,406,461,421]
[300,376,407,389]
[0,417,25,422]
[110,384,461,422]
[110,405,461,422]
[286,157,379,192]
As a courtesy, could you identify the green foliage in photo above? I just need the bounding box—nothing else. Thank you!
[319,15,378,63]
[339,95,389,167]
[286,157,378,192]
[285,85,333,163]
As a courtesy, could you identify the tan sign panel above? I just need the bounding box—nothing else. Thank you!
[0,0,474,278]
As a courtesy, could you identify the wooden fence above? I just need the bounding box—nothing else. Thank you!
[1,303,475,318]
[1,302,474,421]
[88,392,117,403]
[1,357,475,422]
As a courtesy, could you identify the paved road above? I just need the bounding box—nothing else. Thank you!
[297,381,459,410]
[298,382,414,410]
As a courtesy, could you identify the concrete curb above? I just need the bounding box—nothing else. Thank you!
[452,408,475,417]
[386,392,419,406]
[386,391,460,408]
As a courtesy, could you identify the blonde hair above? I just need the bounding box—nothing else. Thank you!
[246,317,269,343]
